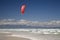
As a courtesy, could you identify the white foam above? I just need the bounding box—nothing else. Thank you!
[0,29,60,34]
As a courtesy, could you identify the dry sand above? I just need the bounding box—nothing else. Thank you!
[0,33,30,40]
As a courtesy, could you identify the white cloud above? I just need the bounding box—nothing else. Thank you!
[0,19,60,27]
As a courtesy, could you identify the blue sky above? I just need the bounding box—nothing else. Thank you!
[0,0,60,21]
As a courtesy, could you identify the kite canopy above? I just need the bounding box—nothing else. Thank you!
[21,4,26,14]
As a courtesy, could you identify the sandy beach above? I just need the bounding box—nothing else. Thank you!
[0,33,30,40]
[0,29,60,40]
[0,32,60,40]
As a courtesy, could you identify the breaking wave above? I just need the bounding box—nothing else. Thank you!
[0,29,60,34]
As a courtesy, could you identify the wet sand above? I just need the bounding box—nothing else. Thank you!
[0,31,60,40]
[0,33,30,40]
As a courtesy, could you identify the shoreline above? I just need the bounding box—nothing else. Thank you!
[0,33,31,40]
[0,29,60,40]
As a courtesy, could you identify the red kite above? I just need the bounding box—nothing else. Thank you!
[21,4,26,14]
